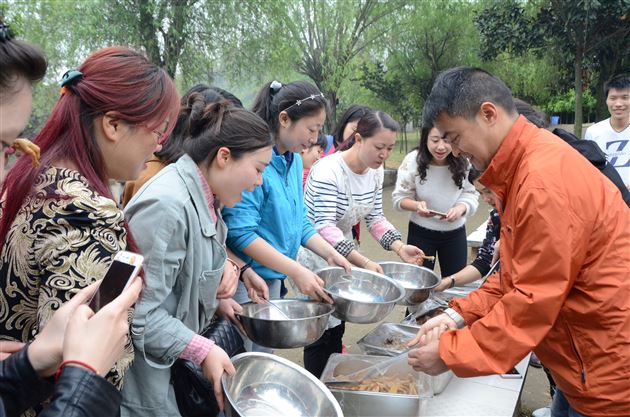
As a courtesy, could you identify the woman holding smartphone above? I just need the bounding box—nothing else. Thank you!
[392,124,479,280]
[122,96,273,416]
[0,46,179,394]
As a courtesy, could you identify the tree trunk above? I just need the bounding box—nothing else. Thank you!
[573,48,584,139]
[326,90,338,132]
[136,0,162,67]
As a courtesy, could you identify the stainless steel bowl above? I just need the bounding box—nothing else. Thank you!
[236,299,334,349]
[357,322,419,356]
[316,267,404,324]
[222,352,343,417]
[378,262,440,306]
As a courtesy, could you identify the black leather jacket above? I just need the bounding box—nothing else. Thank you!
[0,347,121,417]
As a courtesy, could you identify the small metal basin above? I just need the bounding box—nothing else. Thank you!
[320,353,433,417]
[222,352,343,417]
[316,267,404,324]
[357,322,420,356]
[378,262,440,306]
[236,299,334,349]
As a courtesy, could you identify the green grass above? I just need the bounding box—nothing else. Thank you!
[384,130,420,170]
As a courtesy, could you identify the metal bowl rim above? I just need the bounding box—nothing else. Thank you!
[221,352,343,416]
[377,261,440,290]
[316,266,406,304]
[236,298,336,322]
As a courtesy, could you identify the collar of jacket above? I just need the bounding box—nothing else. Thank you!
[270,146,295,174]
[174,154,218,238]
[480,115,531,213]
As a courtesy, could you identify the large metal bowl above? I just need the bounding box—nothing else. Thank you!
[378,262,440,306]
[316,267,404,324]
[222,352,343,417]
[236,299,334,349]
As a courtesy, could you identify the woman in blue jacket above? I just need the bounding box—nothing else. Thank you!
[222,80,351,351]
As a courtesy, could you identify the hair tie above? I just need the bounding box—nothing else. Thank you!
[0,23,13,42]
[60,69,83,88]
[269,80,282,97]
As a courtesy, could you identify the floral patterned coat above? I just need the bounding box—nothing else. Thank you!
[0,167,133,391]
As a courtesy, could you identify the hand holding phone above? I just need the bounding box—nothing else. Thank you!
[89,251,144,312]
[427,208,447,218]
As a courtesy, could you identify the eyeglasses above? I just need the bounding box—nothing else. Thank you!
[145,121,170,145]
[283,93,325,112]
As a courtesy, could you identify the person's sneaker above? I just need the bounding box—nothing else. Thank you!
[529,352,542,368]
[532,406,551,417]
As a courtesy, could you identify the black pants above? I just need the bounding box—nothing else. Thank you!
[303,322,346,378]
[407,222,468,277]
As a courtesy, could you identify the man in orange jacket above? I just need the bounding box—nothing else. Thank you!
[408,67,630,417]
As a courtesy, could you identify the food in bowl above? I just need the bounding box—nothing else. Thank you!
[415,307,446,325]
[330,375,418,395]
[383,336,408,350]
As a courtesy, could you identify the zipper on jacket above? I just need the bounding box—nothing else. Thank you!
[564,319,586,386]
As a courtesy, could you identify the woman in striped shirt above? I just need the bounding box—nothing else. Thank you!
[301,108,425,377]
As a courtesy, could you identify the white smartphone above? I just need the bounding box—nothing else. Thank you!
[88,251,144,312]
[500,367,522,379]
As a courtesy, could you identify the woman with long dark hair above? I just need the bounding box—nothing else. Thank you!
[392,124,478,281]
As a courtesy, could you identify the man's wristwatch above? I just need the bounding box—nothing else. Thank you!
[444,308,466,329]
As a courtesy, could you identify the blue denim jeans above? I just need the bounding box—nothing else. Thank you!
[550,390,590,417]
[233,278,282,353]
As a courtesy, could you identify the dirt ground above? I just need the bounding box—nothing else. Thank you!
[274,185,552,416]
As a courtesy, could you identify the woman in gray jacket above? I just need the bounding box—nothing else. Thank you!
[122,96,273,416]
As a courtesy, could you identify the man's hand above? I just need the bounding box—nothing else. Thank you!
[407,313,456,348]
[408,322,450,374]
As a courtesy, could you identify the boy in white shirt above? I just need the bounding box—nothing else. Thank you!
[585,74,630,190]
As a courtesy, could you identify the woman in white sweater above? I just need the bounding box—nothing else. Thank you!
[392,124,479,283]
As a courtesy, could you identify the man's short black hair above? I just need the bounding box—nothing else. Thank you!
[422,67,516,126]
[604,74,630,98]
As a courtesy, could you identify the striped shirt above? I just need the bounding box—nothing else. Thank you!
[305,152,398,252]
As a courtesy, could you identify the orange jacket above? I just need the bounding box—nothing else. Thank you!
[440,116,630,416]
